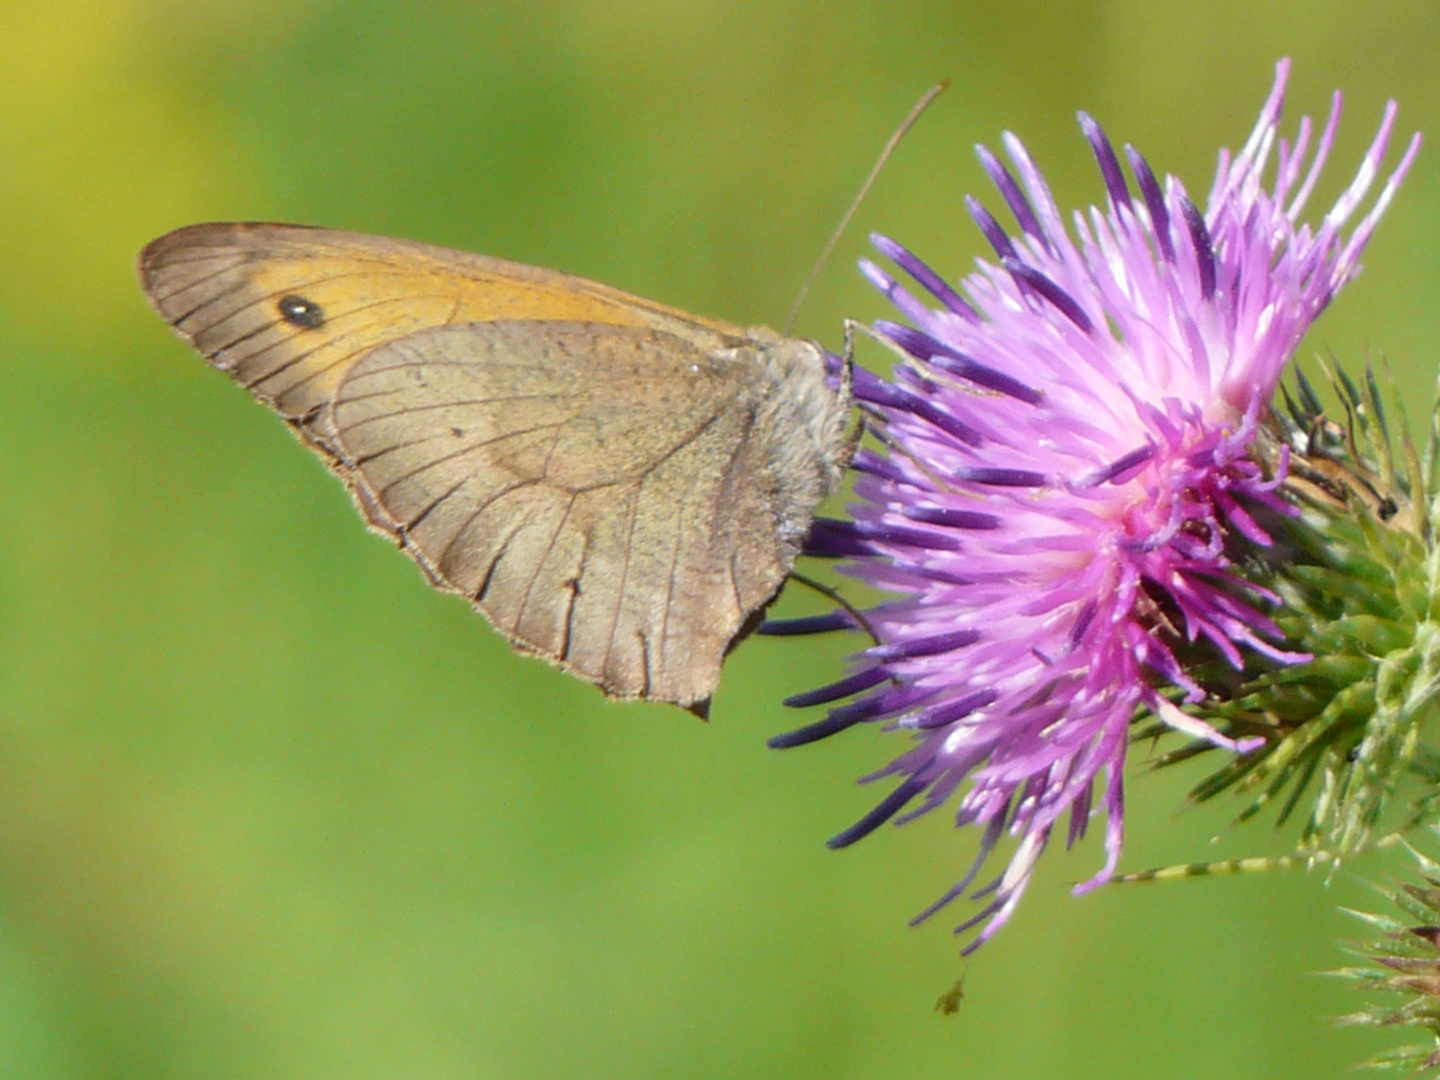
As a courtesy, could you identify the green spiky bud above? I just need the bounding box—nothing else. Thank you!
[1334,837,1440,1070]
[1143,362,1440,858]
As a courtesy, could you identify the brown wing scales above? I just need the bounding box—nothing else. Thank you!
[330,321,760,703]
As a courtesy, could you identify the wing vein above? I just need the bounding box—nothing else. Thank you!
[338,392,582,432]
[365,421,562,497]
[515,491,578,643]
[153,257,248,308]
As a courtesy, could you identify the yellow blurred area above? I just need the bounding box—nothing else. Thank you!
[0,2,257,350]
[0,2,1436,1078]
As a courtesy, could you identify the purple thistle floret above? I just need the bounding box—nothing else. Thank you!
[769,60,1421,952]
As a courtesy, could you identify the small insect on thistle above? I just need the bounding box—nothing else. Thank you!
[934,975,966,1017]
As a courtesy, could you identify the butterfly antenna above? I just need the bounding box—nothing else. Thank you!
[784,80,950,335]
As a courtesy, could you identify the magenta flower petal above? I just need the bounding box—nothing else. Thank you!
[773,59,1420,952]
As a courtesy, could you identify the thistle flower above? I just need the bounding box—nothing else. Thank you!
[767,59,1420,952]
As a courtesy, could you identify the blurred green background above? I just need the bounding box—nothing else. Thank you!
[0,2,1437,1077]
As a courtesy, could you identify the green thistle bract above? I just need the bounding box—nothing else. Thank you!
[1335,836,1440,1070]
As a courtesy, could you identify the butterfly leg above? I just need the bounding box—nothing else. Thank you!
[837,318,867,465]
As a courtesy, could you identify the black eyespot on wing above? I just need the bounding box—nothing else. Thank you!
[278,294,325,329]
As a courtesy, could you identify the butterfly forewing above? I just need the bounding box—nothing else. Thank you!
[140,223,741,419]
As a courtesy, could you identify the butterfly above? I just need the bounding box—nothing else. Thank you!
[139,223,851,714]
